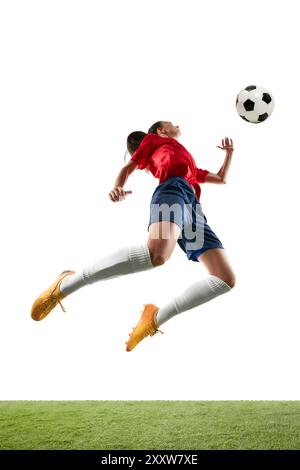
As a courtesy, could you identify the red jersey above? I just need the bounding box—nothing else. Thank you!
[130,133,209,201]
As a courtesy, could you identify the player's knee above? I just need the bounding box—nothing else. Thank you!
[223,273,236,289]
[150,252,169,267]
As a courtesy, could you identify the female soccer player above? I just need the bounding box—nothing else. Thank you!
[31,121,235,352]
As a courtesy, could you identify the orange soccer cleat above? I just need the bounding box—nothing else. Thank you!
[125,304,164,352]
[31,270,75,321]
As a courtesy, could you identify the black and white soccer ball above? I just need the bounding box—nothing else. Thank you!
[236,85,274,123]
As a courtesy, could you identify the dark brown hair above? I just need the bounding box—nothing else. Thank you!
[124,121,164,164]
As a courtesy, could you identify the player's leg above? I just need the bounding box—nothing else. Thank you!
[125,220,182,351]
[31,221,181,321]
[154,248,235,329]
[156,246,235,320]
[126,251,233,352]
[126,185,236,351]
[152,190,234,328]
[61,220,181,294]
[147,220,182,266]
[198,247,236,287]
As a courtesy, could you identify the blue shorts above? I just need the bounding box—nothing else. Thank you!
[147,176,224,262]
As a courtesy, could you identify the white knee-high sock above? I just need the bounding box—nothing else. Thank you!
[60,243,153,296]
[156,275,231,326]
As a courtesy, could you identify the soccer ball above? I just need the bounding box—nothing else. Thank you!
[236,85,274,123]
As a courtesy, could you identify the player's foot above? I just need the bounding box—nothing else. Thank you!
[125,304,164,352]
[31,270,75,321]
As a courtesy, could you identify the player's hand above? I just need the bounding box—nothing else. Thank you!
[108,186,132,202]
[217,137,234,152]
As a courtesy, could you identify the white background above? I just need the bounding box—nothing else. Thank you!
[0,0,299,399]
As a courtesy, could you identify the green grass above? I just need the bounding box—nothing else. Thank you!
[0,401,299,450]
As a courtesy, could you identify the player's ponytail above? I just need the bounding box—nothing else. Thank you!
[125,131,147,160]
[124,122,164,174]
[124,131,151,175]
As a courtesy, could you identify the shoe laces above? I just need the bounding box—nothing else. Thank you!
[151,327,164,336]
[127,308,164,345]
[143,326,164,339]
[142,307,164,338]
[48,277,67,313]
[57,298,66,312]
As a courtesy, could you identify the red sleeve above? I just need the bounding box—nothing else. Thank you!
[195,168,209,183]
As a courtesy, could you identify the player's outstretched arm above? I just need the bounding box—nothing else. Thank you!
[205,137,234,184]
[204,172,226,184]
[108,160,138,202]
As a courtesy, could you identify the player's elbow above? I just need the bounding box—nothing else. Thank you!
[218,173,227,184]
[206,172,227,184]
[217,174,227,184]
